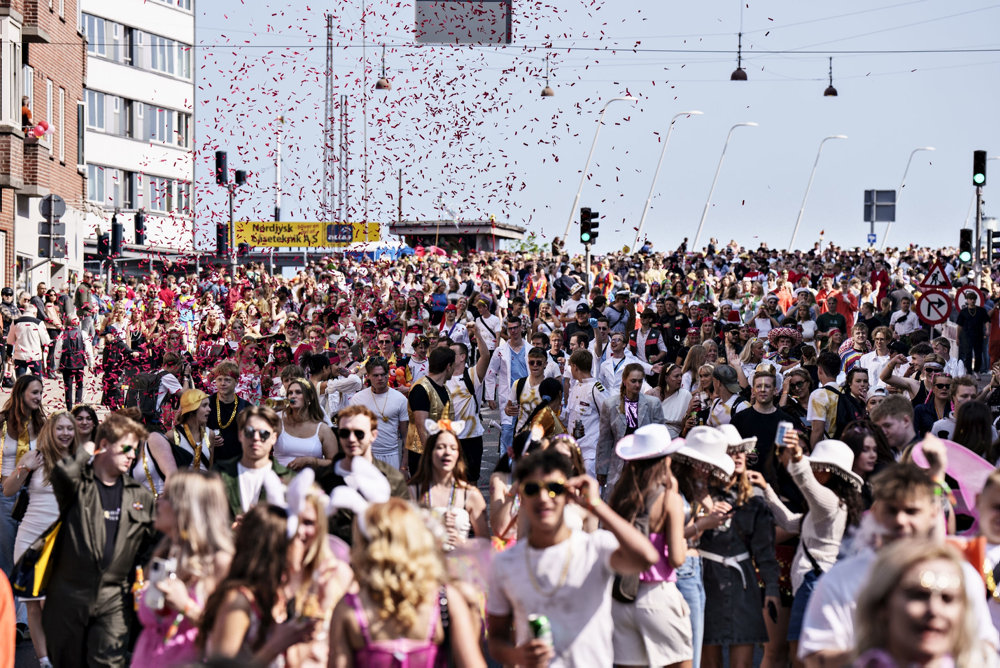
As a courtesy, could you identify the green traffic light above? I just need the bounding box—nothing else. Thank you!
[581,232,592,243]
[975,173,986,185]
[959,250,972,263]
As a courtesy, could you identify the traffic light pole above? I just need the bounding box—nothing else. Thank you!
[229,184,237,274]
[976,184,983,289]
[584,242,592,292]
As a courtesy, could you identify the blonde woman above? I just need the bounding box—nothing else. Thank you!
[680,344,707,393]
[854,539,992,667]
[328,498,485,667]
[4,412,75,667]
[132,470,234,667]
[283,481,353,668]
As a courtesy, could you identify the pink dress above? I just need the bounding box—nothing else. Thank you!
[347,591,441,667]
[131,585,201,668]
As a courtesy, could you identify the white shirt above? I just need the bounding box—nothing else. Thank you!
[474,313,503,350]
[349,388,408,463]
[408,356,429,383]
[708,393,749,427]
[440,319,470,346]
[156,373,182,411]
[487,530,620,668]
[236,463,270,513]
[598,352,650,393]
[660,388,693,438]
[858,350,891,389]
[798,546,998,659]
[563,378,608,464]
[447,367,485,439]
[889,309,921,336]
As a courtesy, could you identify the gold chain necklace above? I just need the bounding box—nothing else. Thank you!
[372,389,390,423]
[216,394,237,429]
[523,536,574,597]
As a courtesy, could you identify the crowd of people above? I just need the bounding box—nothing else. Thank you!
[0,239,999,667]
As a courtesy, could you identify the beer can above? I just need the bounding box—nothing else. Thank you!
[528,614,553,646]
[776,421,793,448]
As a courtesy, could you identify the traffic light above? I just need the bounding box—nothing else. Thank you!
[134,210,145,245]
[959,228,973,263]
[215,151,228,185]
[111,216,124,256]
[974,150,987,187]
[988,227,1000,264]
[97,232,110,260]
[580,207,600,244]
[217,222,230,257]
[234,170,247,186]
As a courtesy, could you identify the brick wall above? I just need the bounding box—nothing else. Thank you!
[22,0,86,208]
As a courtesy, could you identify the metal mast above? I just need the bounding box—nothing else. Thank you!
[322,14,335,219]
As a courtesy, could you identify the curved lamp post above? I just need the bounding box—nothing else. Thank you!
[692,122,757,252]
[787,134,847,251]
[882,147,935,250]
[561,97,638,244]
[632,110,703,251]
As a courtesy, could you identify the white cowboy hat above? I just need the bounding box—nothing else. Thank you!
[809,440,864,491]
[615,424,684,462]
[674,426,735,479]
[717,424,757,454]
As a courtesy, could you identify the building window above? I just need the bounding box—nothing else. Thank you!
[77,101,85,167]
[21,64,32,118]
[45,79,52,153]
[0,19,23,128]
[85,89,104,129]
[58,87,65,161]
[87,164,105,203]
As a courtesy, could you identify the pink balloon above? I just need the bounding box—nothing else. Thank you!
[38,120,49,131]
[32,127,44,138]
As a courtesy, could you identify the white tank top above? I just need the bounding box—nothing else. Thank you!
[274,417,323,466]
[1,431,37,477]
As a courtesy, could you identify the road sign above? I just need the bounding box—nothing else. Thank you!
[38,194,66,220]
[864,189,896,223]
[919,259,950,289]
[954,284,985,311]
[916,289,952,326]
[867,233,877,245]
[234,221,381,248]
[38,221,66,236]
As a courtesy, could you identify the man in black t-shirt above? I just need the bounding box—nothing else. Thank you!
[206,361,252,464]
[405,347,457,472]
[956,293,990,373]
[730,369,795,492]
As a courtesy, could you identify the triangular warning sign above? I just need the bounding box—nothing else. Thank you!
[920,259,950,289]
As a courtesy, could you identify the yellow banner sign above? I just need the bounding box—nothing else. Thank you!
[234,222,381,248]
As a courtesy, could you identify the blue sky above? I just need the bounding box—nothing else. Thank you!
[195,1,1000,254]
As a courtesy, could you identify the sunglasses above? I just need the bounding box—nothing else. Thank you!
[337,428,367,441]
[120,444,135,455]
[243,426,273,441]
[520,480,567,498]
[934,383,952,390]
[789,381,807,390]
[528,359,545,366]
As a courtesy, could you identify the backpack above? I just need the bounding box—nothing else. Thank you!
[825,386,865,439]
[612,484,665,603]
[125,370,169,422]
[59,329,86,370]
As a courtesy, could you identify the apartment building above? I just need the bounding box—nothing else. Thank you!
[0,0,87,290]
[80,0,194,263]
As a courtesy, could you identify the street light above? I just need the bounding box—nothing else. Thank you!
[632,110,703,250]
[692,122,757,251]
[561,96,638,244]
[787,134,847,251]
[541,53,554,97]
[882,146,934,250]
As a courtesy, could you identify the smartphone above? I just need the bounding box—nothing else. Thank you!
[775,421,793,449]
[144,556,178,611]
[767,600,778,623]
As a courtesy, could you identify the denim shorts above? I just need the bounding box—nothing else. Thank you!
[787,568,821,642]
